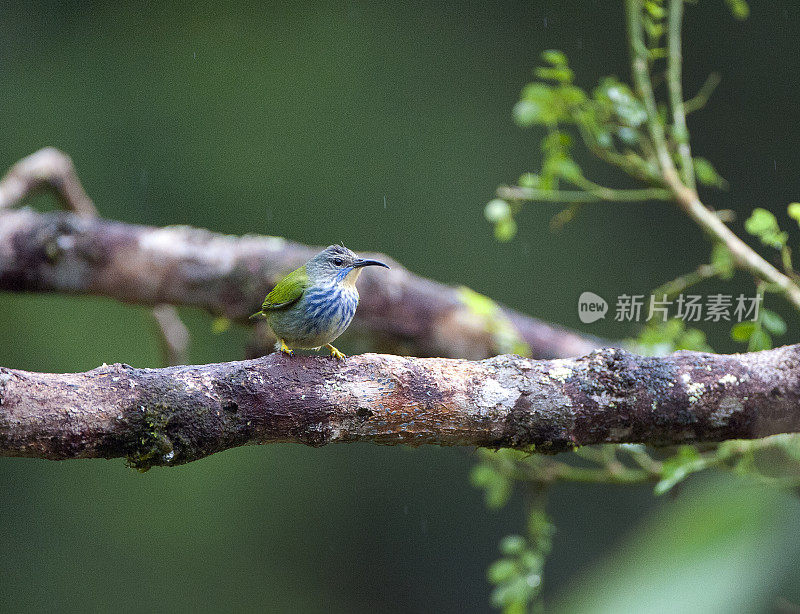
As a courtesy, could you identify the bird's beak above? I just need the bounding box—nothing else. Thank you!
[352,258,390,269]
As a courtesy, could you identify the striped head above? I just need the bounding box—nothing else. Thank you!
[306,245,389,289]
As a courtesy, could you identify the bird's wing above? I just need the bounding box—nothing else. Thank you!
[259,265,309,311]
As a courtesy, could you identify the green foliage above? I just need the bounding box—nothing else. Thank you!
[692,156,728,189]
[710,243,735,279]
[479,2,800,610]
[744,208,788,249]
[631,318,712,356]
[787,202,800,224]
[725,0,750,20]
[761,308,788,335]
[729,289,785,352]
[654,446,705,494]
[473,449,553,613]
[593,76,648,130]
[488,511,553,614]
[470,451,515,509]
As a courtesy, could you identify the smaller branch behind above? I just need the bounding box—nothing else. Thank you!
[0,148,95,215]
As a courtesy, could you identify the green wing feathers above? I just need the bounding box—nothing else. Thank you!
[250,265,309,318]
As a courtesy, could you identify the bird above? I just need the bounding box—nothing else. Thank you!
[250,245,389,359]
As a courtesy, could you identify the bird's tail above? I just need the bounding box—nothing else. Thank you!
[249,311,264,320]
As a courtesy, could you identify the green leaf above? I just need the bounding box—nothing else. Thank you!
[677,328,711,352]
[744,208,787,249]
[760,309,787,336]
[512,100,543,127]
[541,130,573,154]
[514,83,563,126]
[518,173,540,188]
[787,202,800,224]
[748,328,772,352]
[654,446,705,495]
[494,217,518,242]
[500,535,527,556]
[745,208,778,235]
[491,577,536,611]
[730,322,756,342]
[725,0,749,19]
[534,66,574,84]
[554,158,582,182]
[488,558,519,584]
[643,17,665,40]
[593,78,647,127]
[470,463,512,509]
[710,243,734,279]
[470,463,497,487]
[643,0,666,19]
[541,49,567,67]
[693,157,728,189]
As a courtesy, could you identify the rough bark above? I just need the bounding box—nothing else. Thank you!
[1,345,798,469]
[0,207,599,360]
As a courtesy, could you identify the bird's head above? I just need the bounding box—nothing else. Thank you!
[307,245,389,288]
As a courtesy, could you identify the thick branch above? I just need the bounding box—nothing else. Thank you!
[1,346,798,468]
[0,207,598,360]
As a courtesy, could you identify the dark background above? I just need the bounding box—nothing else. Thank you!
[1,1,799,612]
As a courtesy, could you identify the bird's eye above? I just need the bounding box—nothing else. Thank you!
[332,258,344,267]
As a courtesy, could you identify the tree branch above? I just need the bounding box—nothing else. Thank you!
[625,1,800,313]
[0,206,599,360]
[667,0,696,190]
[497,186,672,203]
[0,147,95,215]
[1,345,798,468]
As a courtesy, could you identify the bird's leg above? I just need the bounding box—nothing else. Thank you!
[277,339,295,356]
[325,344,346,360]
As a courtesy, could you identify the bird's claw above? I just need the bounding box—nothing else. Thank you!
[278,340,295,356]
[326,344,346,360]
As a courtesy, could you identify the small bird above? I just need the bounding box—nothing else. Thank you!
[250,245,389,359]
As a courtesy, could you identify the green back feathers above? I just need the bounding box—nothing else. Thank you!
[249,264,309,318]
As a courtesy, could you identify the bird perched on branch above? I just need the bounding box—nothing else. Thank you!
[250,245,389,359]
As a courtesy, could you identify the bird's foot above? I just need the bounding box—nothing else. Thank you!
[326,344,346,360]
[278,339,295,356]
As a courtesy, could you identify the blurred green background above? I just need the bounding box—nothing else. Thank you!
[1,1,799,612]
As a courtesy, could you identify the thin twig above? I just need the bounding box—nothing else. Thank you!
[626,0,673,175]
[651,263,720,299]
[151,304,190,366]
[667,0,696,190]
[684,73,721,114]
[497,185,671,203]
[666,175,800,312]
